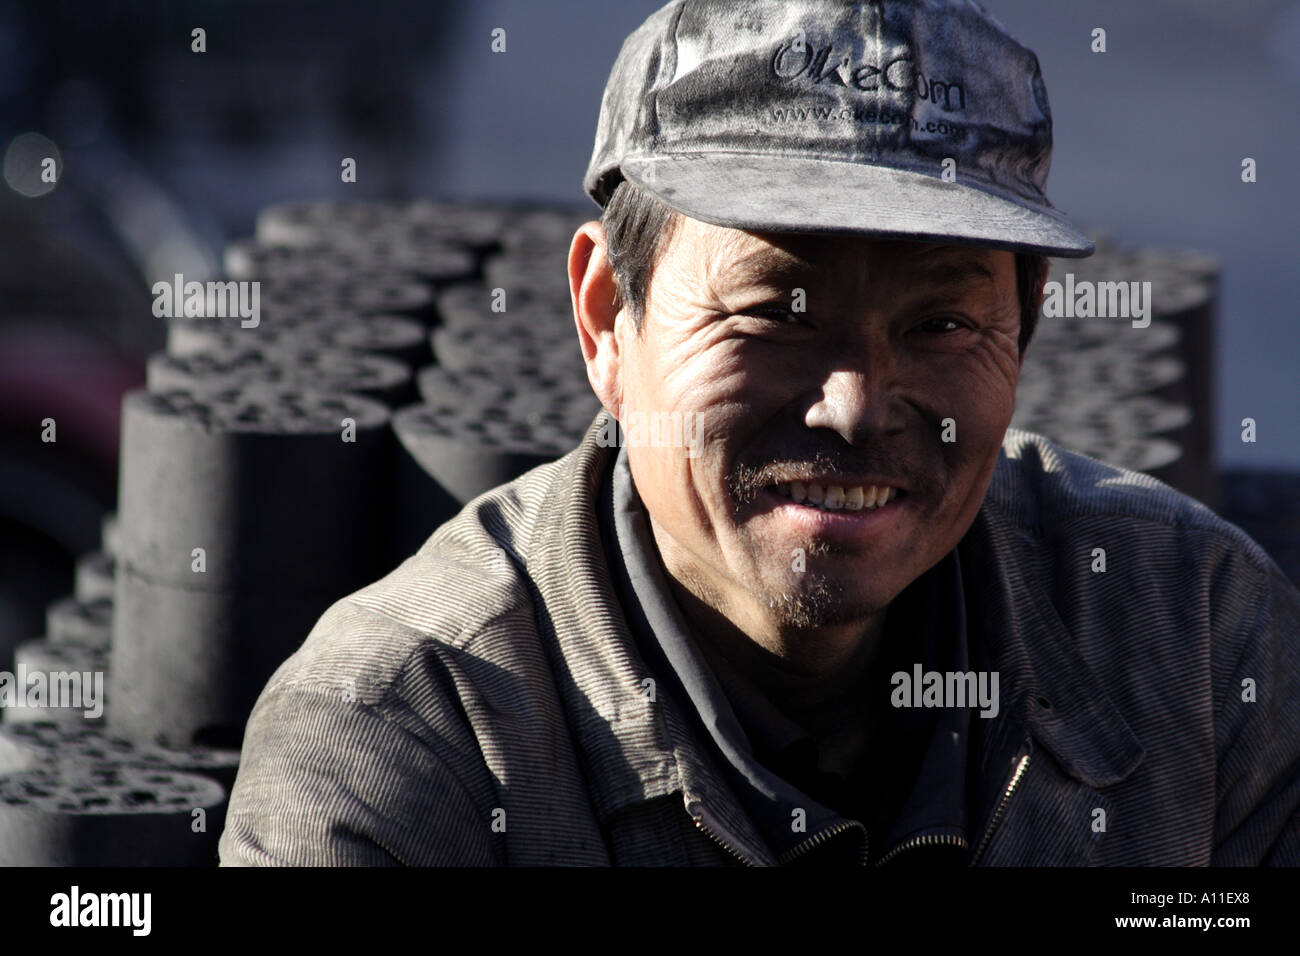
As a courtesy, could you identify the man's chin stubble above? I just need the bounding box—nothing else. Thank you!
[762,572,857,630]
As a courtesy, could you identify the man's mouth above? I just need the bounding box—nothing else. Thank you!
[769,480,906,513]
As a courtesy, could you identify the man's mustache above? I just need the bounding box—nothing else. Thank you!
[724,444,945,508]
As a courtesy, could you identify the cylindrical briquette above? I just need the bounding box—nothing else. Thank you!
[167,312,429,368]
[256,198,510,254]
[0,723,240,793]
[146,347,415,408]
[392,403,575,508]
[46,596,113,649]
[112,386,393,747]
[74,552,116,604]
[112,566,351,748]
[224,236,476,287]
[256,275,438,320]
[0,763,226,865]
[434,282,572,333]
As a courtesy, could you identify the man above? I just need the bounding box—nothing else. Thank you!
[220,0,1300,865]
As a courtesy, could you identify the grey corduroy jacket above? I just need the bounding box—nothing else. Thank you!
[219,415,1300,866]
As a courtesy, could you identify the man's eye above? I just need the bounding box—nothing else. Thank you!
[743,304,800,324]
[916,316,967,333]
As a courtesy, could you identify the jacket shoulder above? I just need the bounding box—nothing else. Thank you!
[989,427,1273,567]
[265,449,575,701]
[221,452,586,865]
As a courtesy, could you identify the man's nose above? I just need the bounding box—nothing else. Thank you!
[802,361,907,445]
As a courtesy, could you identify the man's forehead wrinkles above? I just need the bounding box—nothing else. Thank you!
[909,250,999,286]
[712,245,827,289]
[707,240,1000,294]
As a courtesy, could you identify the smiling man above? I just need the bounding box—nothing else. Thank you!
[586,226,1022,672]
[221,0,1300,867]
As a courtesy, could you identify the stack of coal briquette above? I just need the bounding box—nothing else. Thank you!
[1013,239,1218,508]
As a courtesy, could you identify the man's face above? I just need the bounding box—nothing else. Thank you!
[590,215,1026,651]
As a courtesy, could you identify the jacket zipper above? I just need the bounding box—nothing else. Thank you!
[968,751,1030,866]
[777,819,870,866]
[693,812,871,866]
[693,751,1030,867]
[873,831,968,867]
[692,814,758,866]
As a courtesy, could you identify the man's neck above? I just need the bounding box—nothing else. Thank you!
[655,548,887,712]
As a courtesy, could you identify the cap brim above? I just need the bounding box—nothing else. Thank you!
[622,153,1094,258]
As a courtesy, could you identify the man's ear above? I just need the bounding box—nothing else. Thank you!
[569,220,624,413]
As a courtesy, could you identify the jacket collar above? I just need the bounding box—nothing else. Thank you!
[527,415,1143,849]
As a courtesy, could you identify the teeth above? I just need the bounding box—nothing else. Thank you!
[775,481,901,512]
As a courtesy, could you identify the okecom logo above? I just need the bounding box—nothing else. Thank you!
[771,32,968,111]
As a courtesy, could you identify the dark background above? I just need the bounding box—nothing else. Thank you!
[1,0,1297,648]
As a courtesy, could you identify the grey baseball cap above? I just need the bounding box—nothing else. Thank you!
[584,0,1094,257]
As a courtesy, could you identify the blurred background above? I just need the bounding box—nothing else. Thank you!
[1,0,1297,650]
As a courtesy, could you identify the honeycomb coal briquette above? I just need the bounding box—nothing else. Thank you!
[416,364,519,407]
[498,204,591,253]
[1031,315,1181,355]
[5,639,109,726]
[434,282,572,333]
[1042,396,1193,437]
[146,346,414,407]
[482,255,574,302]
[258,313,429,366]
[254,198,502,249]
[225,236,476,287]
[0,725,42,774]
[253,199,413,246]
[0,723,240,792]
[223,238,341,280]
[390,418,465,561]
[400,199,514,253]
[504,389,602,440]
[116,386,390,589]
[1028,347,1186,399]
[0,764,226,865]
[328,231,478,285]
[46,596,113,649]
[168,311,429,367]
[392,403,573,507]
[112,566,367,748]
[431,324,584,379]
[113,387,393,747]
[74,551,116,604]
[255,274,437,319]
[168,305,410,347]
